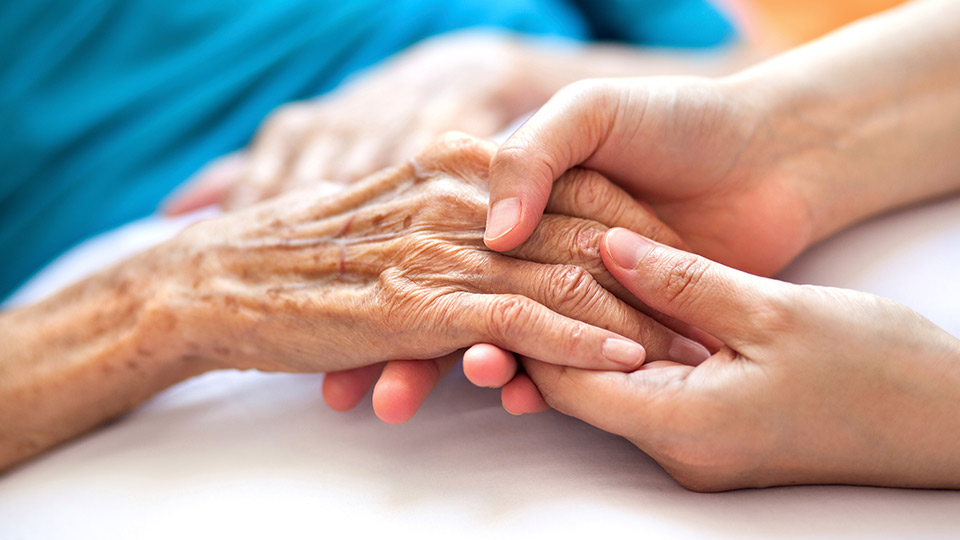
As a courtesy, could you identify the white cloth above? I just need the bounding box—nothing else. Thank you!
[2,196,960,539]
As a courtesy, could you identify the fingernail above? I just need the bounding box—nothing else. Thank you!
[669,336,711,365]
[485,197,521,242]
[602,338,646,368]
[605,228,655,269]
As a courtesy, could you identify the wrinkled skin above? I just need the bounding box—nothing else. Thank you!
[164,133,702,376]
[0,133,705,469]
[308,135,714,422]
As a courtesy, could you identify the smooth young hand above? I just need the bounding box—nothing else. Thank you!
[518,228,960,491]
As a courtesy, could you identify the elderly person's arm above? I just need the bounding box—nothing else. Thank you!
[0,134,700,471]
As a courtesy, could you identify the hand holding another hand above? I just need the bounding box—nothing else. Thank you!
[165,134,676,376]
[318,135,711,422]
[483,76,819,277]
[517,228,960,491]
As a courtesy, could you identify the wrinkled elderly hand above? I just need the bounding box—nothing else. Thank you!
[319,144,712,421]
[520,229,960,491]
[161,134,705,376]
[3,133,712,469]
[164,33,543,215]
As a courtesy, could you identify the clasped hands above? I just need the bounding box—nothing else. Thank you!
[164,73,960,492]
[309,77,960,492]
[166,132,705,403]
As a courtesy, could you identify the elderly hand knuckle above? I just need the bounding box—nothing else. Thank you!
[376,269,419,326]
[569,171,607,210]
[488,295,536,343]
[550,264,600,312]
[657,254,708,310]
[571,221,603,259]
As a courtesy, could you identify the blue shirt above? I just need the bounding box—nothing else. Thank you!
[0,0,736,299]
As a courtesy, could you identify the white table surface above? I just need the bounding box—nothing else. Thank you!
[2,195,959,539]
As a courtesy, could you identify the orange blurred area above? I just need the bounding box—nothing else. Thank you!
[730,0,909,48]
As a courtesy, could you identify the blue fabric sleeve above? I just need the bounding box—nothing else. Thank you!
[566,0,737,47]
[0,0,736,299]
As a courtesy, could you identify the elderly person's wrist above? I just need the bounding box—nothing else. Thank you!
[0,249,214,471]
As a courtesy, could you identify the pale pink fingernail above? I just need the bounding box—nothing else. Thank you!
[602,338,646,368]
[485,197,521,242]
[669,336,711,365]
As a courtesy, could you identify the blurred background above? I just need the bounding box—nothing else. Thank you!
[734,0,907,48]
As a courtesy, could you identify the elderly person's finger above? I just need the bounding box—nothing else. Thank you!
[322,363,384,411]
[477,255,708,366]
[447,292,645,370]
[372,353,460,424]
[544,168,685,249]
[528,167,723,352]
[227,103,315,209]
[163,153,247,216]
[461,344,545,414]
[507,214,723,355]
[292,130,345,185]
[463,344,517,388]
[501,371,549,415]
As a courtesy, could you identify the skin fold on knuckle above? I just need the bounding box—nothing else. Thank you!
[649,250,709,314]
[557,219,635,298]
[568,170,611,215]
[547,264,605,316]
[486,295,542,346]
[523,217,609,280]
[413,132,496,183]
[569,221,607,269]
[375,267,469,358]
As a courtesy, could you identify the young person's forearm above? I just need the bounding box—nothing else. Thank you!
[0,250,209,472]
[520,39,759,92]
[406,31,761,129]
[730,0,960,242]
